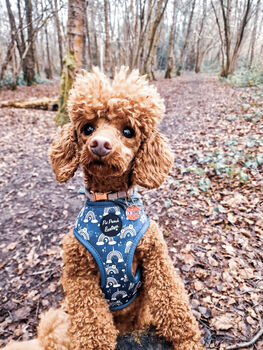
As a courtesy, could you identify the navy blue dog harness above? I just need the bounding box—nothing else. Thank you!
[73,191,149,311]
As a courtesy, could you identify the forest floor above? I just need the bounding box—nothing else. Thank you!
[0,72,262,349]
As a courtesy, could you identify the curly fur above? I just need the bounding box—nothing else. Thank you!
[49,123,79,183]
[2,67,202,350]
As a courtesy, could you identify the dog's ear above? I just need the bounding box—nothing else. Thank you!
[49,123,80,183]
[131,131,174,189]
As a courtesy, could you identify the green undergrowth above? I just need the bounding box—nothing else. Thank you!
[226,85,263,128]
[176,140,263,193]
[0,73,52,89]
[174,83,263,194]
[220,67,263,87]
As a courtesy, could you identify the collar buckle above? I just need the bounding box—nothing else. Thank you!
[94,192,108,201]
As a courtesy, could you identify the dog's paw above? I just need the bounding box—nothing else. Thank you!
[38,309,70,350]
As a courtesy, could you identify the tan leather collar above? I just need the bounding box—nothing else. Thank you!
[85,188,134,201]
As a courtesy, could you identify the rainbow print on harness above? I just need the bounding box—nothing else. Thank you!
[73,193,149,311]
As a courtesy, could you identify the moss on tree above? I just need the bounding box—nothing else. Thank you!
[54,51,76,126]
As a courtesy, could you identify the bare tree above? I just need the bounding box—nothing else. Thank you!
[248,0,260,69]
[5,0,34,85]
[143,0,169,76]
[55,0,87,125]
[68,0,87,71]
[3,0,62,86]
[1,0,263,88]
[104,0,111,75]
[177,0,196,75]
[4,0,23,87]
[0,34,15,82]
[149,18,163,80]
[91,3,100,68]
[53,0,64,72]
[86,2,93,70]
[212,0,253,77]
[133,0,152,70]
[194,0,208,73]
[23,0,36,85]
[41,0,53,79]
[165,0,178,78]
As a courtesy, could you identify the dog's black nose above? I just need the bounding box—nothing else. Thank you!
[89,137,112,157]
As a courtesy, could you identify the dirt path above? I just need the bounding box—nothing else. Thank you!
[0,73,262,349]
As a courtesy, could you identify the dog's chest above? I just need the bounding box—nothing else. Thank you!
[73,198,149,310]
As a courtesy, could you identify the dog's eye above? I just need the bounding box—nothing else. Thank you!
[82,123,94,136]
[122,127,135,138]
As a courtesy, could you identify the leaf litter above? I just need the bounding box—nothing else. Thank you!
[0,72,262,349]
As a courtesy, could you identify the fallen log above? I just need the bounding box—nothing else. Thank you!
[0,97,58,111]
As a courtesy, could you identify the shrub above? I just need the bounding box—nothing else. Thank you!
[220,67,263,87]
[0,73,52,89]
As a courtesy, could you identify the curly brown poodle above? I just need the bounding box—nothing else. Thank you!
[2,67,202,350]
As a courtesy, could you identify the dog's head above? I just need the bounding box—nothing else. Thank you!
[49,67,173,190]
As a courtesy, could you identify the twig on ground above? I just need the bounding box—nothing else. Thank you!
[0,328,13,335]
[32,268,56,275]
[35,298,40,319]
[226,313,263,349]
[34,271,56,288]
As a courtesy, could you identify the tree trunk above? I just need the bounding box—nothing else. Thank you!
[67,0,86,71]
[17,0,26,55]
[91,7,99,67]
[217,0,252,77]
[143,0,169,76]
[260,44,263,60]
[128,0,136,70]
[195,40,213,73]
[53,0,64,72]
[219,0,231,77]
[44,25,53,79]
[104,0,111,75]
[133,0,150,70]
[5,0,23,60]
[211,1,226,75]
[194,0,207,73]
[34,41,40,76]
[164,0,177,79]
[149,21,163,80]
[177,0,196,75]
[123,0,130,68]
[86,2,92,70]
[23,0,36,86]
[248,0,260,69]
[11,46,18,90]
[258,14,263,63]
[5,0,26,87]
[228,0,252,74]
[0,40,14,81]
[55,0,86,126]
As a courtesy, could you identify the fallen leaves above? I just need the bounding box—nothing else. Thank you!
[0,73,262,348]
[13,307,32,322]
[6,242,18,251]
[154,73,263,348]
[211,314,236,331]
